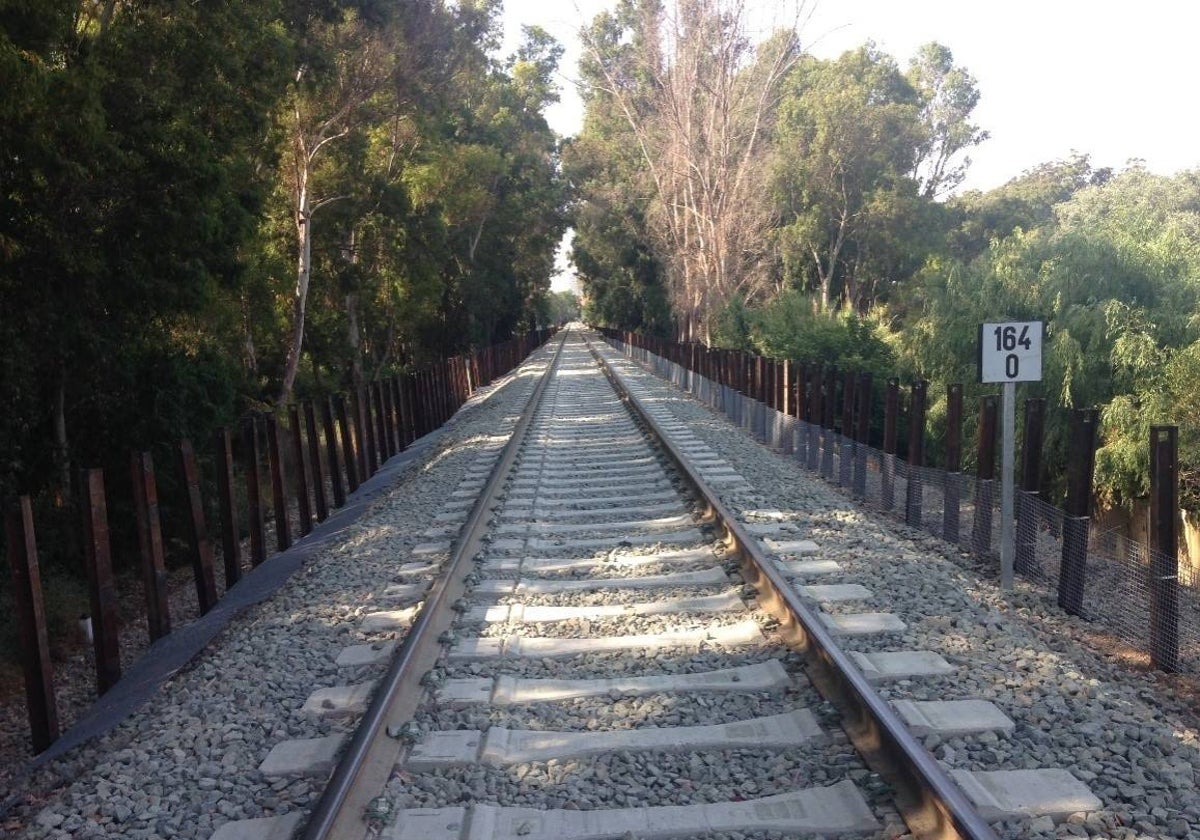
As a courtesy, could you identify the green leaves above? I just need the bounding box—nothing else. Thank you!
[0,0,566,505]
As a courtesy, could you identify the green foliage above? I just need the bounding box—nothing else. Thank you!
[0,0,567,616]
[709,297,755,351]
[709,291,896,377]
[888,166,1200,504]
[541,290,581,326]
[772,43,958,311]
[944,154,1108,263]
[754,292,896,376]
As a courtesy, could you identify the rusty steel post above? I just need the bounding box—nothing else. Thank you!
[243,416,266,567]
[6,497,60,752]
[806,364,822,472]
[178,439,219,614]
[390,377,405,450]
[335,395,360,494]
[1015,398,1046,576]
[793,362,808,463]
[372,381,389,463]
[131,451,171,639]
[214,428,242,586]
[80,468,121,695]
[1058,408,1098,615]
[781,359,791,416]
[264,413,291,552]
[304,401,329,523]
[323,397,346,508]
[383,377,398,455]
[905,381,928,527]
[821,366,837,479]
[396,375,412,449]
[358,387,377,477]
[414,371,429,438]
[376,380,392,460]
[289,405,313,537]
[1149,425,1180,672]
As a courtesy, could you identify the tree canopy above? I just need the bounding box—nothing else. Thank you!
[0,0,566,513]
[569,0,1200,511]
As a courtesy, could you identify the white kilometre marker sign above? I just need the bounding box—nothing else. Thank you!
[978,321,1044,590]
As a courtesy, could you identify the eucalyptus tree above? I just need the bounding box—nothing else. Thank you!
[773,45,925,311]
[0,0,290,500]
[577,0,802,340]
[275,0,407,404]
[907,42,988,199]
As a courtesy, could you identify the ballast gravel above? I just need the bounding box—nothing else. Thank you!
[597,336,1200,840]
[2,347,555,840]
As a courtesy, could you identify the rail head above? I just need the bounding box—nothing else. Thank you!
[301,331,568,840]
[586,333,1000,840]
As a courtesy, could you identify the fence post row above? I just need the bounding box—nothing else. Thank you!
[80,468,121,696]
[131,451,171,641]
[1015,398,1046,575]
[1149,425,1180,673]
[1058,408,1098,616]
[601,334,1200,680]
[0,334,555,755]
[6,497,60,752]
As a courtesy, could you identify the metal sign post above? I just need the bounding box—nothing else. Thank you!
[978,321,1043,590]
[1000,381,1016,589]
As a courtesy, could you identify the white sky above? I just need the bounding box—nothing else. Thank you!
[501,0,1200,290]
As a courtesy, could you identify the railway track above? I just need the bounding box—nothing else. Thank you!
[204,327,1091,840]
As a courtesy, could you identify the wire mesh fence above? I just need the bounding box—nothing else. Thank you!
[610,336,1200,676]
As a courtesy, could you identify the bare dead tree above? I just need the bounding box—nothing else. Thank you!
[582,0,802,342]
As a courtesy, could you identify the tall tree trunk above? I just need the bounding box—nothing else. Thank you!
[278,165,311,405]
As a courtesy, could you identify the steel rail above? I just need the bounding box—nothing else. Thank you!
[587,334,1000,840]
[301,331,569,840]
